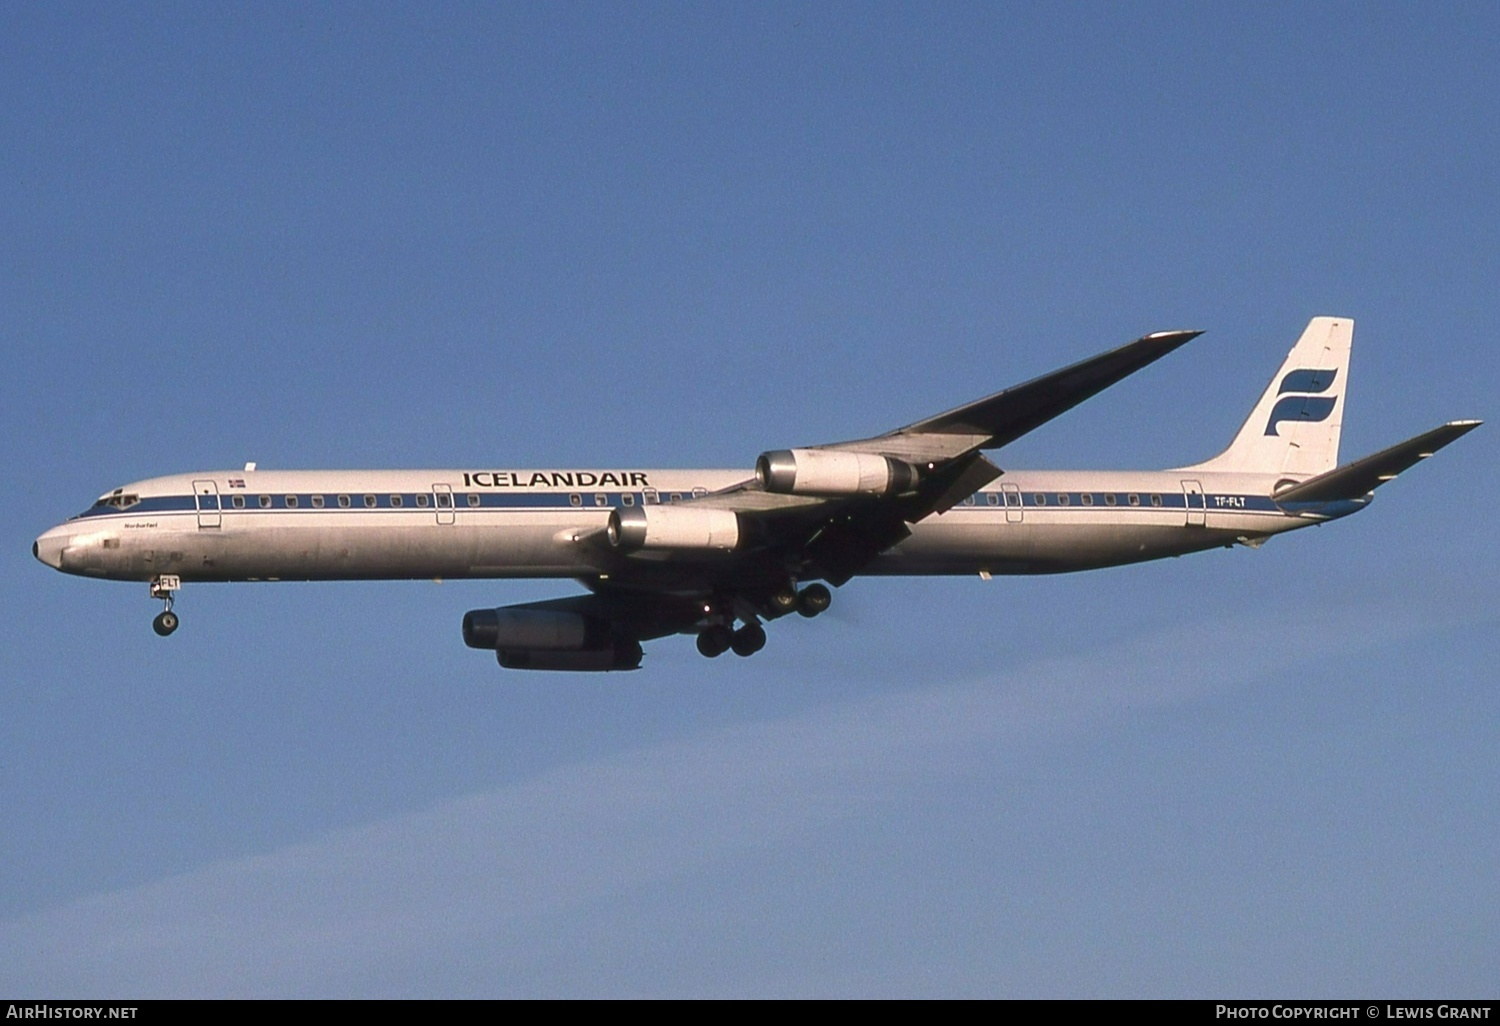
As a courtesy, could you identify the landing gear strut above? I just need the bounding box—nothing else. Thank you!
[150,575,181,636]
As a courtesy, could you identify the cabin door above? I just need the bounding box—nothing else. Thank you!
[1001,483,1023,524]
[1181,479,1206,527]
[193,480,221,529]
[433,483,456,525]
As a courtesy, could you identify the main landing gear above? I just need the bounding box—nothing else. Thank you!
[150,575,181,637]
[696,622,765,659]
[795,583,831,618]
[694,583,831,659]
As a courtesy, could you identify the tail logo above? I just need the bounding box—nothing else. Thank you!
[1265,368,1339,436]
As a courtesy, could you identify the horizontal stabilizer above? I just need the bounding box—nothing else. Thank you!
[1273,420,1481,504]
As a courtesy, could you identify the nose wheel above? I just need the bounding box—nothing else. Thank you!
[150,575,181,636]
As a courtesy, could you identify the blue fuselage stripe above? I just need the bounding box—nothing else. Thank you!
[71,489,1294,521]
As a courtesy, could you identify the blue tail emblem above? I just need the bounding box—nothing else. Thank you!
[1265,368,1338,436]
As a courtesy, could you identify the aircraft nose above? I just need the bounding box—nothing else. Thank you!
[33,527,68,570]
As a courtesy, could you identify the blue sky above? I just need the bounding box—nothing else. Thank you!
[2,3,1495,997]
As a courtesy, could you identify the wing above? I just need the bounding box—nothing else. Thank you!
[834,328,1203,458]
[666,327,1202,585]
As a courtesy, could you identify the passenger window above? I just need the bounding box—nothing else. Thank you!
[622,493,636,506]
[643,489,659,505]
[669,493,683,503]
[1057,493,1070,506]
[1128,494,1140,506]
[338,495,351,508]
[594,494,607,506]
[435,493,452,508]
[364,495,377,508]
[390,494,403,508]
[1151,493,1163,507]
[232,495,246,509]
[467,493,480,507]
[259,495,271,508]
[285,495,298,508]
[416,493,430,508]
[1033,494,1047,506]
[569,493,582,507]
[986,493,1000,506]
[1104,493,1117,506]
[1081,494,1093,506]
[693,487,707,498]
[311,495,325,508]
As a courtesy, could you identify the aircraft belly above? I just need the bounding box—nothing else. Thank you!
[873,516,1244,575]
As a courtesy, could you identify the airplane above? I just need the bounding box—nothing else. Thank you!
[33,316,1479,671]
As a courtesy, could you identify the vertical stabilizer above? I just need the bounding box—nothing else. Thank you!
[1182,316,1352,477]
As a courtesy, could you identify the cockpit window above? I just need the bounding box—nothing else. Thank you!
[70,492,141,522]
[80,491,141,517]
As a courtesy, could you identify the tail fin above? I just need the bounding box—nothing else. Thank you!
[1182,316,1353,476]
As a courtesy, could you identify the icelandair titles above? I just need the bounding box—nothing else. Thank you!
[463,471,651,489]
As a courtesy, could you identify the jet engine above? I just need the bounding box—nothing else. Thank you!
[607,505,740,552]
[462,607,643,671]
[755,448,920,497]
[496,642,643,672]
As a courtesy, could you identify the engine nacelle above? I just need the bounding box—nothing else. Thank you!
[755,448,920,497]
[607,504,740,552]
[497,640,643,672]
[463,607,605,651]
[463,607,644,671]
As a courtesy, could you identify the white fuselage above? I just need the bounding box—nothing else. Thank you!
[33,466,1363,587]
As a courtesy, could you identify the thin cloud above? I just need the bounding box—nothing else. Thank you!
[0,603,1445,996]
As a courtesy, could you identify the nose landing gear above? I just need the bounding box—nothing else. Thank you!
[150,575,181,636]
